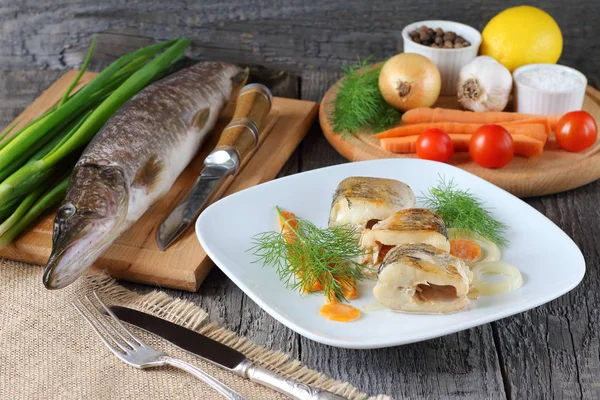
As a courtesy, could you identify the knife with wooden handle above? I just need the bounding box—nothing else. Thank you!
[109,306,347,400]
[156,83,272,250]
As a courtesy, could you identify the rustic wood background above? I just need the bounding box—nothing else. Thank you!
[1,0,598,87]
[1,1,599,399]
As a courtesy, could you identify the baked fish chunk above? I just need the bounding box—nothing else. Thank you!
[373,243,471,313]
[328,176,415,230]
[360,208,450,267]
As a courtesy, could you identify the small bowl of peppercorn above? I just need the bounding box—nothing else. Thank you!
[402,20,481,95]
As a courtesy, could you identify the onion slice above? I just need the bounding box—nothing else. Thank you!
[471,261,523,296]
[448,228,501,264]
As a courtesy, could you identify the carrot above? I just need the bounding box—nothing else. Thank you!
[278,211,354,295]
[319,303,361,322]
[373,122,548,142]
[450,239,482,262]
[380,133,544,157]
[401,108,561,130]
[302,277,323,293]
[278,210,298,244]
[501,118,552,134]
[278,211,323,293]
[329,277,358,300]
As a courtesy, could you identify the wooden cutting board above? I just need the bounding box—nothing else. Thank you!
[0,71,318,291]
[320,78,600,198]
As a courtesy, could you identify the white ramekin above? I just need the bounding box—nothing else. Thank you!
[512,64,587,115]
[402,20,481,95]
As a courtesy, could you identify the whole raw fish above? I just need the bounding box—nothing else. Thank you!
[43,62,247,289]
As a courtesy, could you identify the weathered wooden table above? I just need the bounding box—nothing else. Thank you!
[1,1,599,398]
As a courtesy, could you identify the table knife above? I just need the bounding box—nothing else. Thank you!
[156,83,273,250]
[109,306,347,400]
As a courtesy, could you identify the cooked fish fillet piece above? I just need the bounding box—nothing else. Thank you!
[328,176,415,229]
[373,243,471,313]
[360,208,450,267]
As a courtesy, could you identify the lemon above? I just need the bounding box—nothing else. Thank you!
[480,6,563,71]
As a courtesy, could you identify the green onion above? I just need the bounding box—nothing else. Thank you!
[0,180,50,237]
[0,120,22,147]
[0,39,176,172]
[0,198,20,222]
[0,175,70,249]
[58,37,97,108]
[0,37,190,246]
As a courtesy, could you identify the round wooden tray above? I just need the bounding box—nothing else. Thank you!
[320,81,600,198]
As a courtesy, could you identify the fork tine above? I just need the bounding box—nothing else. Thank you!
[73,300,128,358]
[93,291,144,347]
[87,293,139,349]
[79,297,131,353]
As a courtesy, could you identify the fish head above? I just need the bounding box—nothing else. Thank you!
[43,163,129,289]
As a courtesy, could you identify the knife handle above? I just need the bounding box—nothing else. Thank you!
[238,361,347,400]
[163,357,246,400]
[215,83,272,161]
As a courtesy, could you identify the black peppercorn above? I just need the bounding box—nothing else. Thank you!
[411,26,470,48]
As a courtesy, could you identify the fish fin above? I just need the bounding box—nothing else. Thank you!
[221,68,250,117]
[132,154,163,193]
[190,108,210,131]
[231,68,250,92]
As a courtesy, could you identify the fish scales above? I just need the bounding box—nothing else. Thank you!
[43,61,246,289]
[79,62,237,179]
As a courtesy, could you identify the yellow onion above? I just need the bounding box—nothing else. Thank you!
[471,261,523,296]
[379,53,441,111]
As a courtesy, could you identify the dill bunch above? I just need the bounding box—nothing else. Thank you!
[249,207,366,302]
[421,177,509,247]
[330,58,400,137]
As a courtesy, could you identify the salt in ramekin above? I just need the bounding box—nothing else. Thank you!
[512,64,587,115]
[401,20,481,95]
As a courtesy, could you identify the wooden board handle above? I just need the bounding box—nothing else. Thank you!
[216,83,273,160]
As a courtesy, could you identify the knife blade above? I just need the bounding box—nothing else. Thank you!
[156,83,273,250]
[110,306,347,399]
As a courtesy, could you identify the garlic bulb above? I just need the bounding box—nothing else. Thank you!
[457,56,512,112]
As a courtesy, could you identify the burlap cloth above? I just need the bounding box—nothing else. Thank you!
[0,259,391,399]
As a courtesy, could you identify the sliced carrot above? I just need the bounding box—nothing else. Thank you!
[299,272,324,293]
[319,303,361,322]
[379,134,470,153]
[401,108,561,129]
[323,276,358,301]
[339,277,358,300]
[380,133,544,157]
[278,210,320,292]
[511,134,545,157]
[278,210,298,244]
[450,239,482,262]
[500,119,551,143]
[373,122,547,142]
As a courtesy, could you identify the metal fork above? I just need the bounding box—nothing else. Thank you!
[73,292,245,400]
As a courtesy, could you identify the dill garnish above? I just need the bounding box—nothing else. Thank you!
[421,177,509,247]
[249,207,366,302]
[329,58,400,137]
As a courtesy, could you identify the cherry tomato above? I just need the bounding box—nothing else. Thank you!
[555,111,598,152]
[469,125,514,168]
[416,128,454,162]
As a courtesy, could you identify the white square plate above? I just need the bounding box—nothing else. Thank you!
[196,159,585,349]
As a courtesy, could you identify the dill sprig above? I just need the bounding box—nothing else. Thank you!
[249,207,366,302]
[421,177,509,247]
[329,57,400,137]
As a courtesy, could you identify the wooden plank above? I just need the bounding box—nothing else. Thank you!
[495,183,600,399]
[1,1,598,88]
[297,70,507,398]
[0,70,318,291]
